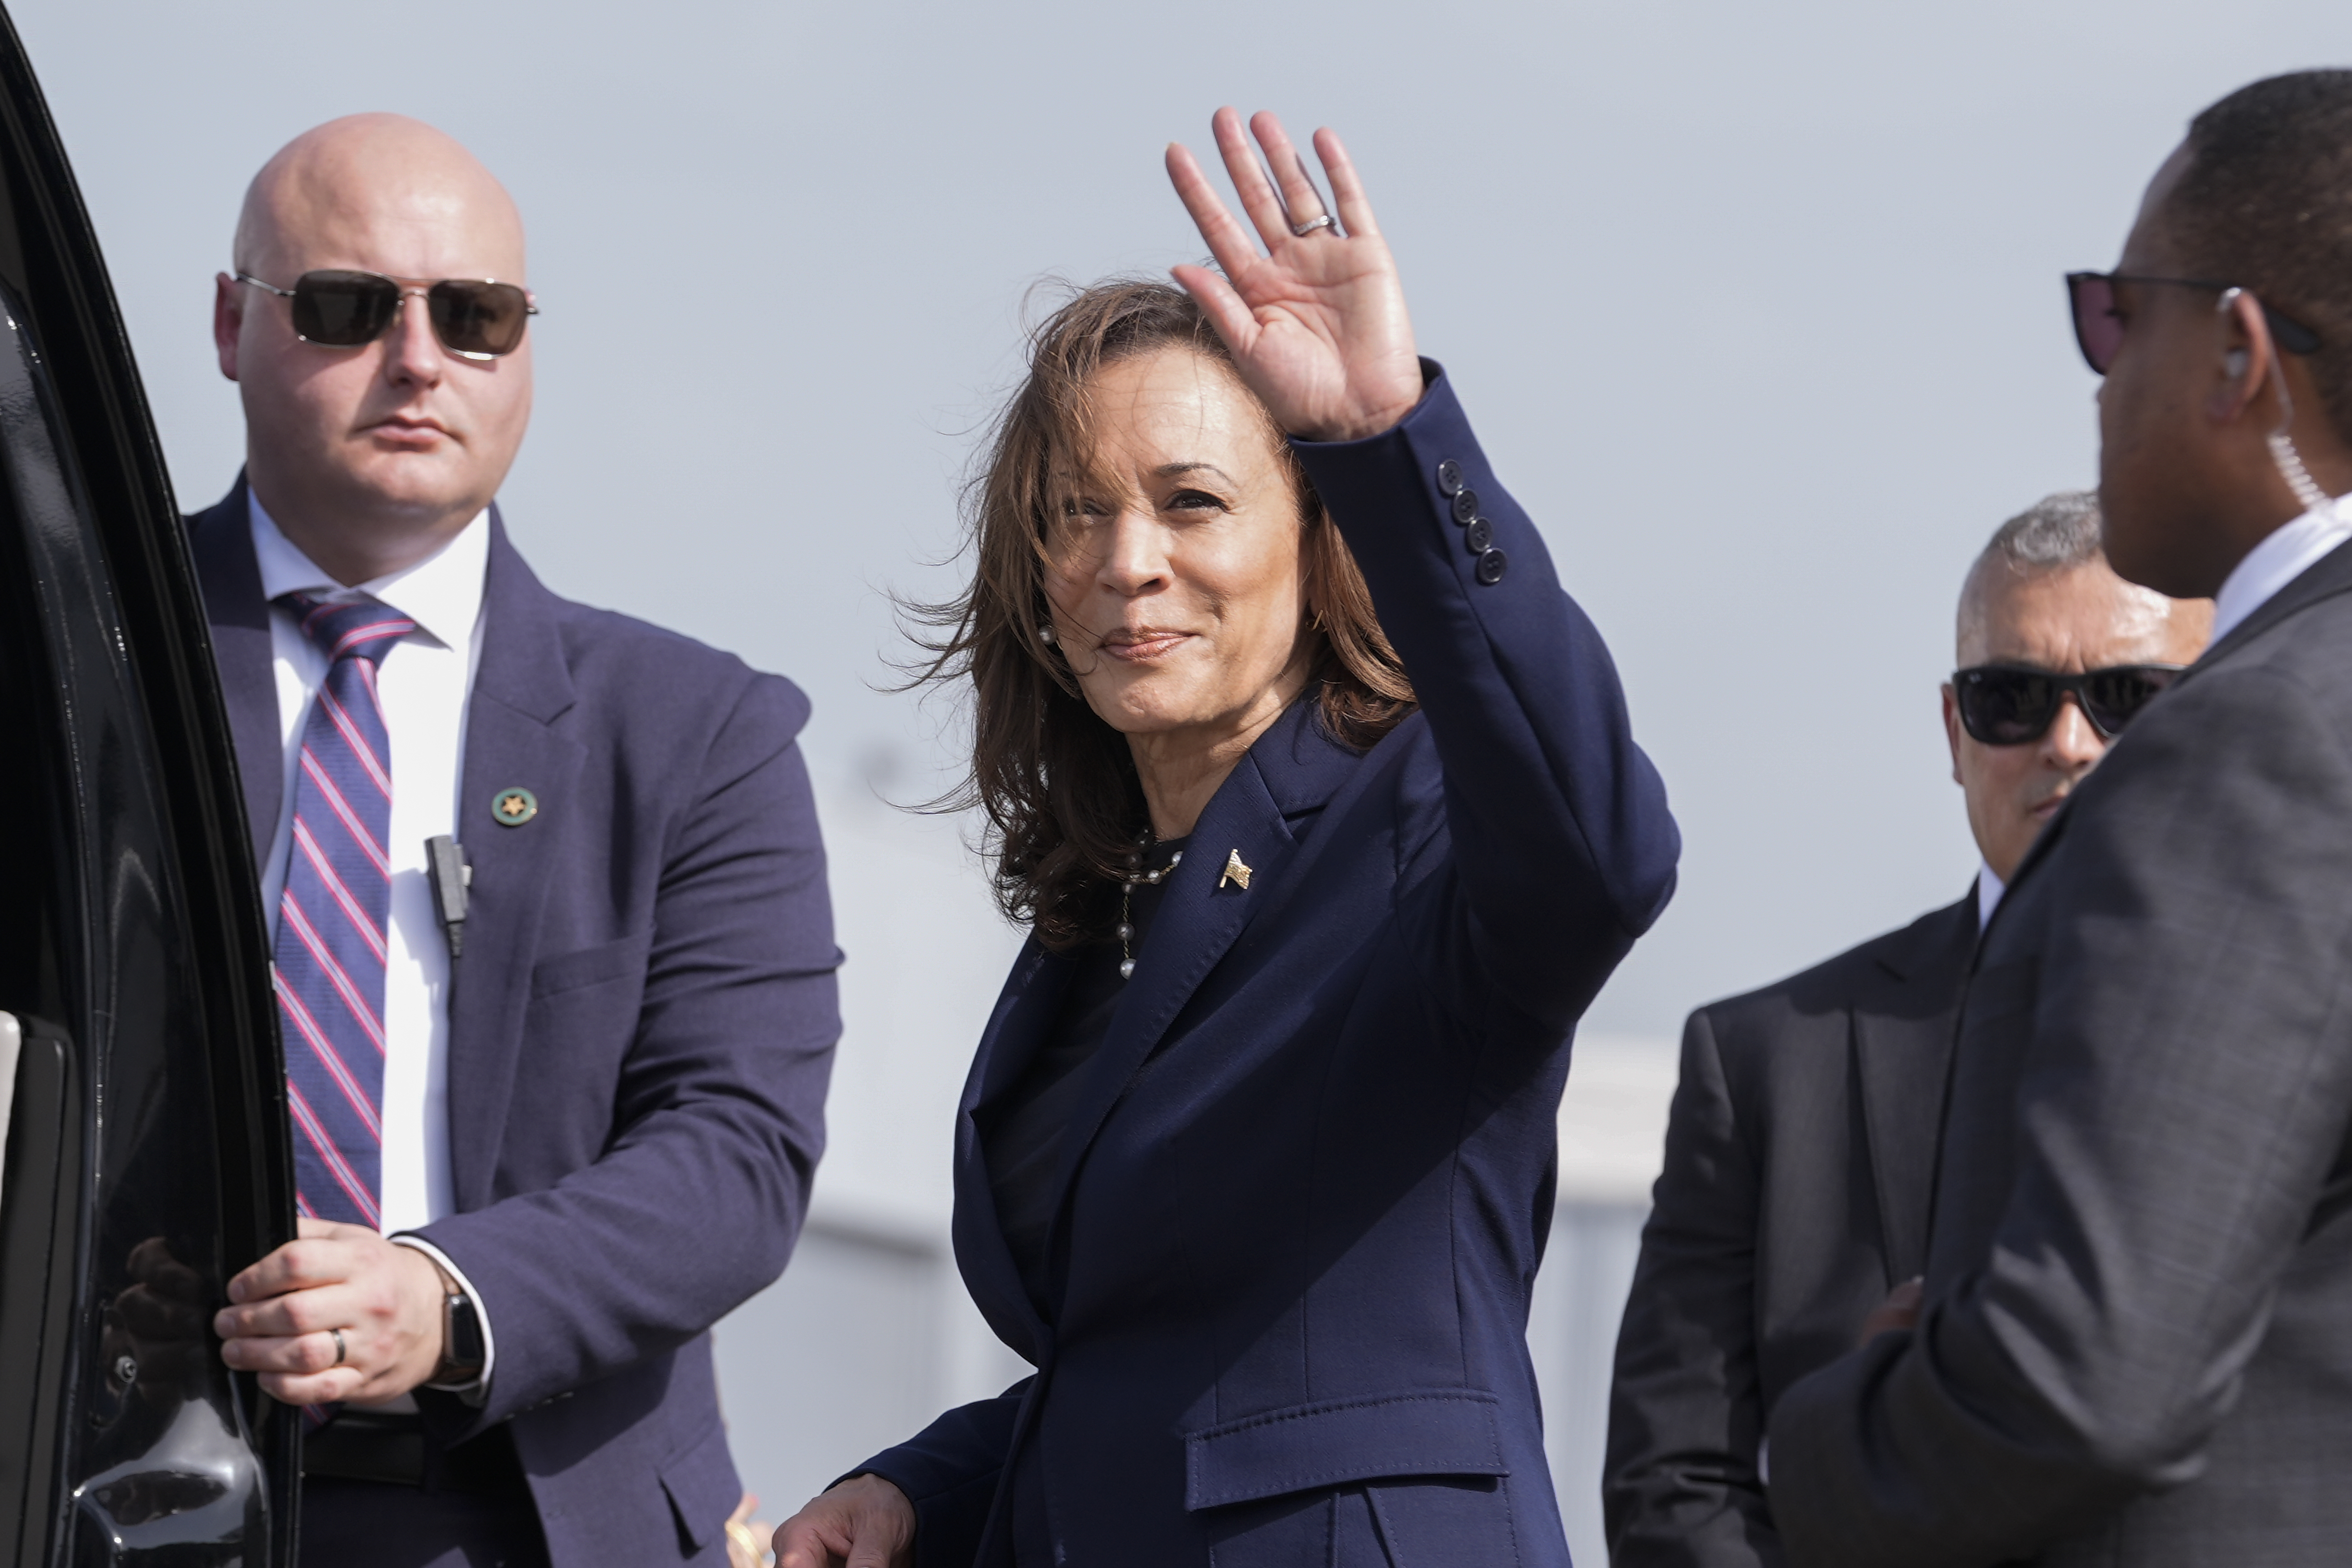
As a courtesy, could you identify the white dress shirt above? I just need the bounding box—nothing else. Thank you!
[2210,492,2352,644]
[250,493,496,1394]
[1976,861,2006,931]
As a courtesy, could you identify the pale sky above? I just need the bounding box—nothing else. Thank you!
[16,0,2348,1038]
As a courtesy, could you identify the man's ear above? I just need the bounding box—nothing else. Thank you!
[1941,683,1965,786]
[2205,288,2273,425]
[213,271,243,382]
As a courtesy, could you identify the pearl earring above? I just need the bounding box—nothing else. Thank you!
[1039,622,1057,646]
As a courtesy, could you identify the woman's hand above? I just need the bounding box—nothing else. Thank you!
[772,1473,916,1568]
[1165,108,1422,444]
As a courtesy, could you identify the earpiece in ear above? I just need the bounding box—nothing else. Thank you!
[2226,348,2250,379]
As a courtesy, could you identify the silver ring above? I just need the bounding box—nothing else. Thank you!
[1289,213,1335,237]
[330,1328,347,1367]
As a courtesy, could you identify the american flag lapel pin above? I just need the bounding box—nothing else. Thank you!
[1219,849,1253,890]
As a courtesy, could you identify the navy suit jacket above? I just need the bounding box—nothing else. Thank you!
[856,371,1680,1567]
[187,485,841,1567]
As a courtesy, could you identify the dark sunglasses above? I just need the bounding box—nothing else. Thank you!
[236,270,537,360]
[1952,663,2185,745]
[2065,271,2320,377]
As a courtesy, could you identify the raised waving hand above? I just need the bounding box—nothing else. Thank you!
[1166,109,1422,443]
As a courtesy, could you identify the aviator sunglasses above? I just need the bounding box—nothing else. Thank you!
[236,269,537,360]
[2065,270,2320,376]
[1952,663,2185,746]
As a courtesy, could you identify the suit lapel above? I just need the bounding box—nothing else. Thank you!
[951,943,1077,1361]
[973,946,1077,1108]
[1852,893,1977,1285]
[444,511,582,1210]
[185,478,284,868]
[1041,704,1342,1258]
[945,702,1361,1334]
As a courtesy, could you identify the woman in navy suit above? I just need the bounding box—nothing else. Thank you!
[777,108,1678,1568]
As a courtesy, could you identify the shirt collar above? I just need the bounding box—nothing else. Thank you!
[2209,491,2352,646]
[1976,859,2006,931]
[247,489,490,654]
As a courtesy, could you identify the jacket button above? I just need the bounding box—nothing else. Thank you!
[1450,489,1480,526]
[1476,548,1508,586]
[1464,517,1493,553]
[1436,458,1465,496]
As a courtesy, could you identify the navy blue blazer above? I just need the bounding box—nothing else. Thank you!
[856,370,1680,1567]
[186,486,841,1567]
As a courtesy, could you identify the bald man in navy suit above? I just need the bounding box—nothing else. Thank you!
[193,113,839,1568]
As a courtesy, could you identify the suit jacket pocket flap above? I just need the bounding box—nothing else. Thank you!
[1183,1390,1507,1511]
[658,1419,741,1551]
[530,932,652,999]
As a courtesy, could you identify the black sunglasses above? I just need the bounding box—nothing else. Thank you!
[1952,663,2185,745]
[2065,271,2320,377]
[236,269,537,360]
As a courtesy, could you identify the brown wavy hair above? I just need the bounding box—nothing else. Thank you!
[907,278,1416,951]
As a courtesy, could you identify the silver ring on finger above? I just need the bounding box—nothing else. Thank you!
[1290,213,1335,237]
[330,1327,348,1367]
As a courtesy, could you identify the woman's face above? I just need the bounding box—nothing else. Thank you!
[1043,345,1313,746]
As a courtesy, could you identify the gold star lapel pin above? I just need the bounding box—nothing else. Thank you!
[1219,848,1253,890]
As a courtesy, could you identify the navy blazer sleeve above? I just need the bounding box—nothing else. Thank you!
[1292,364,1679,1026]
[417,672,840,1427]
[855,1381,1032,1557]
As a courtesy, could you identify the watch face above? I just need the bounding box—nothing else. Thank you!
[446,1292,487,1369]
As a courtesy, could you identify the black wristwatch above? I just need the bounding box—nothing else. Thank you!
[437,1289,486,1384]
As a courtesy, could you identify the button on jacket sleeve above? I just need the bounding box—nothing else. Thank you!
[1289,363,1680,1028]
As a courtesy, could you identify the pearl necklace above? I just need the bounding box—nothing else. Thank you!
[1118,834,1182,980]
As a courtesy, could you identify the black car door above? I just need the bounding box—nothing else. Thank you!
[0,7,296,1567]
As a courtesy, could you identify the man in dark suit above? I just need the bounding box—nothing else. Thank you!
[194,114,839,1567]
[1604,492,2209,1567]
[1765,71,2352,1567]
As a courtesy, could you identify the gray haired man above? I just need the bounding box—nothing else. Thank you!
[1601,493,2210,1568]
